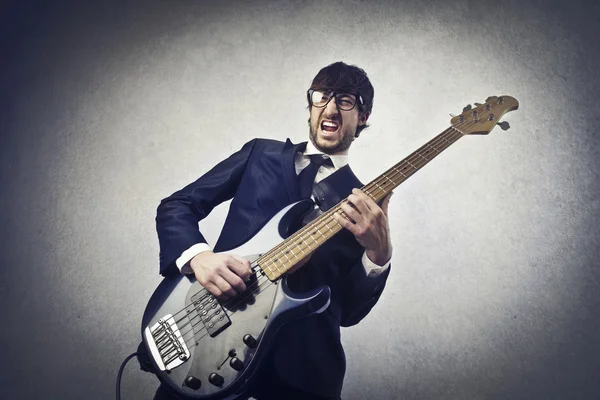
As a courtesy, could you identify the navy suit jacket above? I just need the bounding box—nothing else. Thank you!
[155,138,391,397]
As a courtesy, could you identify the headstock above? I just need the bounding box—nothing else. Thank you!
[450,96,519,135]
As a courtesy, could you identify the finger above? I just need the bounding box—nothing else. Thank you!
[333,210,359,235]
[213,275,237,299]
[381,191,394,216]
[230,255,253,280]
[340,202,361,225]
[353,188,384,213]
[203,281,224,299]
[348,189,373,215]
[220,267,247,294]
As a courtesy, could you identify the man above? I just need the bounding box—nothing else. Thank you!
[154,61,393,399]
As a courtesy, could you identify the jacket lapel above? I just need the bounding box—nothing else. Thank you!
[281,139,307,202]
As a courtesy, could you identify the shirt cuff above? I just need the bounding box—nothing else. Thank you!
[176,243,212,275]
[361,251,391,277]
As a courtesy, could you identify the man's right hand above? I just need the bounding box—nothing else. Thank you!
[189,251,253,301]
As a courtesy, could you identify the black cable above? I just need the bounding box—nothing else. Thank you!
[116,352,141,400]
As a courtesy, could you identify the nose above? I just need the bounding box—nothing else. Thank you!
[323,96,340,116]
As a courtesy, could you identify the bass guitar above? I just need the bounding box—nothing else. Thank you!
[141,96,519,399]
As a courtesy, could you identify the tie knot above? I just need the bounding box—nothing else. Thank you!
[309,154,332,168]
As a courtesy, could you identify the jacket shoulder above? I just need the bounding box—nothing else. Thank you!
[252,138,287,151]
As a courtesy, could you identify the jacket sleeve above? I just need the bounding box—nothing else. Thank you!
[155,139,257,276]
[339,258,391,327]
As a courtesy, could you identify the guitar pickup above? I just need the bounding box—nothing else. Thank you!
[144,314,190,372]
[191,292,231,337]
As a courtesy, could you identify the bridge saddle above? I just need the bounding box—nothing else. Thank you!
[144,314,191,372]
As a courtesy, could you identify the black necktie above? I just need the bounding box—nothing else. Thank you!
[298,154,333,198]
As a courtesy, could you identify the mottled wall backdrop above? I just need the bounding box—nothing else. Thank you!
[1,1,599,399]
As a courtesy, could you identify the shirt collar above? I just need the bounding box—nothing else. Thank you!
[303,140,349,170]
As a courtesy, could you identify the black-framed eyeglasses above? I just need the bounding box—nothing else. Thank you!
[307,89,364,111]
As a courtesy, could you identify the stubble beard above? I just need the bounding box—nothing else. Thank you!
[308,117,356,155]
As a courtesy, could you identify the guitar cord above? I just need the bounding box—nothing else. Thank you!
[115,351,142,400]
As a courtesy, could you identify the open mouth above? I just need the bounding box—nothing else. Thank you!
[320,119,340,133]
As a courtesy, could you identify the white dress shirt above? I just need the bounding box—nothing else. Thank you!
[177,140,391,277]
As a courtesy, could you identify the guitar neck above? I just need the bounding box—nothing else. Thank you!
[259,126,465,281]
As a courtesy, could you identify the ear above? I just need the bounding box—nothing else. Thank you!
[358,111,370,126]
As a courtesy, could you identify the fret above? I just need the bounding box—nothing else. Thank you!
[377,178,391,190]
[363,187,376,201]
[416,151,428,162]
[378,180,391,191]
[373,181,386,195]
[280,248,293,264]
[270,261,284,274]
[427,143,439,153]
[296,241,307,257]
[307,230,319,247]
[268,252,285,274]
[316,226,325,238]
[392,166,407,178]
[287,241,300,261]
[330,208,343,229]
[382,173,397,186]
[257,125,464,282]
[327,216,341,236]
[319,227,332,242]
[274,258,286,273]
[323,218,336,234]
[263,256,276,274]
[263,265,274,278]
[262,261,277,280]
[303,237,314,251]
[300,227,318,250]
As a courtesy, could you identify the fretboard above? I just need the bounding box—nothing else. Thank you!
[258,126,465,281]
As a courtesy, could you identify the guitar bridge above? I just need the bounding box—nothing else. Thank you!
[144,314,190,372]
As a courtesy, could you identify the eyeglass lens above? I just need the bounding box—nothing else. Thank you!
[310,90,357,111]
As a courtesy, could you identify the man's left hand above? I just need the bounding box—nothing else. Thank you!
[333,188,393,265]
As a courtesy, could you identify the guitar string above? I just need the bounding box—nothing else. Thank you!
[168,123,465,327]
[253,125,466,278]
[160,124,469,353]
[156,123,471,354]
[176,273,275,346]
[172,125,468,350]
[154,117,481,355]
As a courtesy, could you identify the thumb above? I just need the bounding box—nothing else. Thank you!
[381,191,394,216]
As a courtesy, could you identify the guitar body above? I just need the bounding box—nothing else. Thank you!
[141,199,331,399]
[141,93,520,399]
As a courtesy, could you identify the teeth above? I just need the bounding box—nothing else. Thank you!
[322,121,339,129]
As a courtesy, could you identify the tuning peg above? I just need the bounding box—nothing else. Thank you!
[474,102,482,106]
[496,121,510,131]
[462,104,472,112]
[449,113,456,117]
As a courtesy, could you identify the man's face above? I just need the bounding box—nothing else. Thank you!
[308,91,368,154]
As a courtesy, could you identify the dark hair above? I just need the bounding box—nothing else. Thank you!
[309,61,374,136]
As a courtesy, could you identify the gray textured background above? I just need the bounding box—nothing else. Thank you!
[1,1,599,399]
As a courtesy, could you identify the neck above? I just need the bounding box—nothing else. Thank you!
[259,126,464,281]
